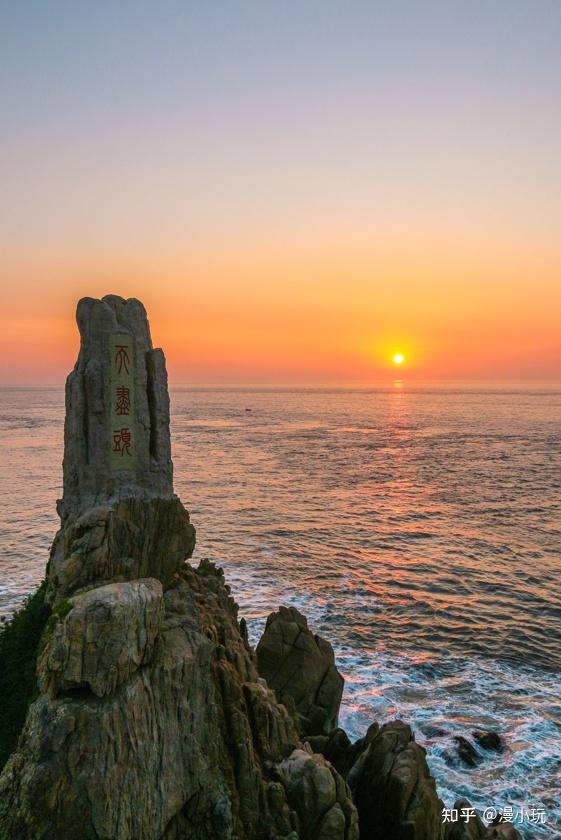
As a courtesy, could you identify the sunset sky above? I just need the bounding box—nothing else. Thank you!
[1,2,560,385]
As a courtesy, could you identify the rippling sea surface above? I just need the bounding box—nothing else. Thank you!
[1,385,560,837]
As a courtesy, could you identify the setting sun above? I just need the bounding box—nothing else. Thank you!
[393,353,405,365]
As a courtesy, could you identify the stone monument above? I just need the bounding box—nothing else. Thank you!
[46,295,195,601]
[0,295,514,840]
[0,295,360,839]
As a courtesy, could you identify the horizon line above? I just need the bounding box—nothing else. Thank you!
[2,378,561,390]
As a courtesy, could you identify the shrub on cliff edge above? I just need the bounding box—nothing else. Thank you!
[0,582,51,770]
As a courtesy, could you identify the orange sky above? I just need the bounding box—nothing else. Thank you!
[1,3,560,385]
[2,227,560,385]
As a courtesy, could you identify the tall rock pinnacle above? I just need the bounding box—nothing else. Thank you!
[0,295,361,840]
[61,294,173,518]
[0,296,522,840]
[46,295,195,602]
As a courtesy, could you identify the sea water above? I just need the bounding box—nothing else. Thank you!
[0,385,560,837]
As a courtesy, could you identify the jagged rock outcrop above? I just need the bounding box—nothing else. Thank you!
[38,578,164,698]
[0,296,358,840]
[46,295,195,605]
[279,747,359,839]
[0,295,518,840]
[0,559,358,839]
[472,731,503,753]
[346,721,445,840]
[292,699,518,840]
[256,609,447,840]
[47,496,195,599]
[306,725,372,780]
[308,720,446,840]
[256,606,344,736]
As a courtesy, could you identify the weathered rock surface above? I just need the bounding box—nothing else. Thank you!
[0,297,359,840]
[306,724,376,781]
[46,295,196,607]
[0,296,511,839]
[38,578,164,698]
[279,747,359,840]
[47,495,195,600]
[61,295,173,518]
[256,610,447,839]
[256,605,344,736]
[0,561,358,839]
[305,707,447,838]
[346,720,445,840]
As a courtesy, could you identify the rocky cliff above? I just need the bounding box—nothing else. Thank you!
[0,296,521,840]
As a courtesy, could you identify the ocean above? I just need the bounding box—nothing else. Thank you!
[1,385,560,837]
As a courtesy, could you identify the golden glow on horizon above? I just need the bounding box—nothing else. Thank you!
[1,4,561,385]
[0,236,560,384]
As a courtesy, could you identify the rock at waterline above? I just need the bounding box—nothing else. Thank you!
[0,294,520,840]
[454,735,481,767]
[472,730,504,753]
[256,605,344,736]
[258,608,448,840]
[0,296,359,840]
[347,720,445,840]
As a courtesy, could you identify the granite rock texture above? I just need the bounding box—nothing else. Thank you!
[38,578,164,698]
[347,720,445,840]
[61,295,173,518]
[47,495,195,600]
[46,295,195,607]
[0,296,520,840]
[255,609,452,840]
[306,725,372,781]
[279,747,359,840]
[0,561,358,840]
[256,606,344,736]
[0,296,358,840]
[306,720,446,840]
[259,624,523,840]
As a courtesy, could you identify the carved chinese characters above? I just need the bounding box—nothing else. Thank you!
[110,334,136,470]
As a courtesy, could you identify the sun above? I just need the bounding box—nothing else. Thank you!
[392,353,405,365]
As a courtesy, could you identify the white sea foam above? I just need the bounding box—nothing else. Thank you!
[1,385,560,837]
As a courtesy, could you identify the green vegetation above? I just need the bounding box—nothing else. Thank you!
[37,597,72,655]
[0,583,51,770]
